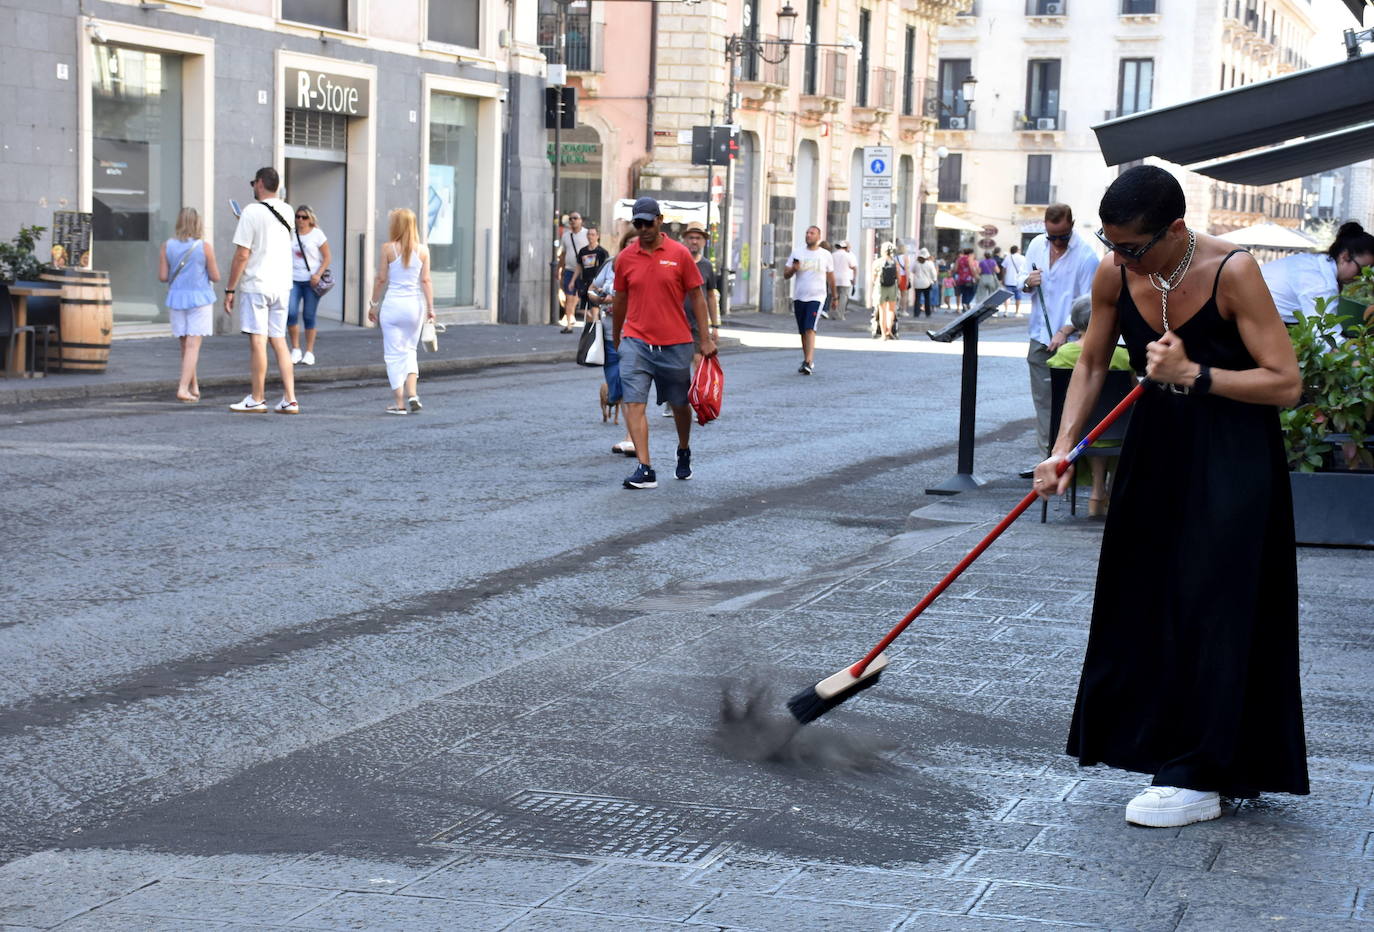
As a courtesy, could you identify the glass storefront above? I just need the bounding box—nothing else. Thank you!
[550,125,602,227]
[427,93,479,307]
[92,47,182,324]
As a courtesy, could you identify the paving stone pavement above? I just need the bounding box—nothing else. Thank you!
[2,468,1370,930]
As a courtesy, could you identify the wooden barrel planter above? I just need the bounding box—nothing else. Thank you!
[39,269,113,373]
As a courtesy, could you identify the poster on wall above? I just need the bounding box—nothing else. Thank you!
[92,138,151,241]
[427,164,455,246]
[51,211,94,270]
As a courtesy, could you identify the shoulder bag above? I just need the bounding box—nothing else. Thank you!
[166,239,202,289]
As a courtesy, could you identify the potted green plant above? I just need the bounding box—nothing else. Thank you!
[0,225,53,284]
[1281,287,1373,547]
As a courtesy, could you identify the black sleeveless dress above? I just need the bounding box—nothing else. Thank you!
[1065,251,1309,798]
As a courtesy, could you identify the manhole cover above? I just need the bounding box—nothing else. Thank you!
[430,791,760,865]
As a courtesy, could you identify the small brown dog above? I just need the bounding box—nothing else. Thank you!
[599,382,620,424]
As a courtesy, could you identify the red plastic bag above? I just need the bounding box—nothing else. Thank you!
[688,354,723,426]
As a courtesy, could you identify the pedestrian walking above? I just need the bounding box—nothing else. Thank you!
[610,197,716,489]
[895,241,917,317]
[830,240,858,320]
[681,222,720,337]
[558,211,589,332]
[1259,221,1373,325]
[223,166,299,414]
[869,242,900,339]
[909,247,937,318]
[1018,203,1097,459]
[288,205,331,367]
[366,208,435,415]
[1034,164,1307,827]
[159,206,220,404]
[588,230,637,456]
[973,250,1000,307]
[576,226,609,316]
[954,247,978,311]
[783,225,836,371]
[1002,245,1028,315]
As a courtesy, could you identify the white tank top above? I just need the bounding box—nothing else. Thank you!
[387,245,422,298]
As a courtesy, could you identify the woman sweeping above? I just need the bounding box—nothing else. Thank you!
[367,208,435,414]
[1034,165,1307,828]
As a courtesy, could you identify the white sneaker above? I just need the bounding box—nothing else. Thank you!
[274,398,300,415]
[660,404,673,418]
[611,440,636,456]
[290,347,303,364]
[229,395,268,413]
[1125,786,1221,828]
[302,351,316,366]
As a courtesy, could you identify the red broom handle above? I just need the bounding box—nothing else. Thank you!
[848,381,1146,678]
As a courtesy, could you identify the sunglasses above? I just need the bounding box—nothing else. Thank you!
[632,218,656,229]
[295,214,309,220]
[1095,225,1168,260]
[1045,232,1073,243]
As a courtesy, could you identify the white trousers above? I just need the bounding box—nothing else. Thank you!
[380,294,423,390]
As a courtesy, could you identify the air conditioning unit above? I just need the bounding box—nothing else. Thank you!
[1035,117,1057,130]
[948,116,967,129]
[1043,1,1063,13]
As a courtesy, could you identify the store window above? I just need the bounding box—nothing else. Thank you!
[430,0,480,49]
[282,0,349,30]
[550,125,602,228]
[92,46,183,324]
[428,93,480,307]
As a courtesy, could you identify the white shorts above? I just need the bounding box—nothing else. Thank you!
[239,292,288,338]
[170,304,213,337]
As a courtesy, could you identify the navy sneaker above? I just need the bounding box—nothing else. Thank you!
[623,463,657,489]
[675,447,692,480]
[799,360,813,375]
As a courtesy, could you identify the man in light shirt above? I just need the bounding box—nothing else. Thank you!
[782,225,836,375]
[1018,203,1098,458]
[830,240,858,320]
[224,166,299,414]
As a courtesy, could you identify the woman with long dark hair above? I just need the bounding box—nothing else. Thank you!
[1034,165,1306,828]
[1260,221,1374,325]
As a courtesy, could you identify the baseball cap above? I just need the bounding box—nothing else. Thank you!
[683,221,707,236]
[917,247,931,258]
[631,196,660,221]
[837,240,849,248]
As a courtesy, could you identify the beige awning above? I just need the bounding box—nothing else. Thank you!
[1219,222,1317,251]
[934,209,983,233]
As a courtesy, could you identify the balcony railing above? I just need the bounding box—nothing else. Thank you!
[538,14,604,73]
[868,67,896,111]
[901,75,927,118]
[1120,0,1156,12]
[821,48,847,100]
[938,107,975,130]
[1015,183,1057,205]
[938,183,968,203]
[1014,109,1065,131]
[739,36,789,86]
[1026,0,1067,15]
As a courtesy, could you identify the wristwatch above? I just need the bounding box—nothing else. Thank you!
[1193,364,1212,395]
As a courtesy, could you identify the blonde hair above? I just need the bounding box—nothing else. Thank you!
[388,208,419,267]
[295,205,318,227]
[174,207,203,241]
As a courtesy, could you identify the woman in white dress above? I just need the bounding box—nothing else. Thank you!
[366,208,435,414]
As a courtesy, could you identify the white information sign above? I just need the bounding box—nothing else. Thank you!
[862,146,894,188]
[861,188,892,218]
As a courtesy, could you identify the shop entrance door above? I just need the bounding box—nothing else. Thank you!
[285,157,346,322]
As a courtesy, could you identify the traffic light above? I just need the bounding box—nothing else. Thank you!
[544,86,577,130]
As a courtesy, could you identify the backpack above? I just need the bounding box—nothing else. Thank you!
[879,259,897,287]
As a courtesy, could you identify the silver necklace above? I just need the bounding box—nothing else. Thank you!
[1147,228,1196,332]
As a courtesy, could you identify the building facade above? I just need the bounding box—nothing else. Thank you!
[557,0,971,313]
[934,0,1318,255]
[2,0,554,331]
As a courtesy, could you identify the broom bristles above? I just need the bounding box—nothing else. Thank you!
[785,653,890,724]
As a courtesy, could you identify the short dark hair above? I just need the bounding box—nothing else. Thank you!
[254,166,280,193]
[1329,221,1374,261]
[1044,203,1074,225]
[1009,245,1020,254]
[1098,165,1185,233]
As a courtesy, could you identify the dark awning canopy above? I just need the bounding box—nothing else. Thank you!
[1190,122,1374,185]
[1342,0,1368,23]
[1092,55,1374,167]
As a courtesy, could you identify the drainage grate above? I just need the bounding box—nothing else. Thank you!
[431,791,759,865]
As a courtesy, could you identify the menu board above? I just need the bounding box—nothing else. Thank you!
[51,211,94,270]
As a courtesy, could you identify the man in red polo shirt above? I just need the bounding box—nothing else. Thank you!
[611,197,717,489]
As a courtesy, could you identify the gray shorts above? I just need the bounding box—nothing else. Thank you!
[618,336,693,407]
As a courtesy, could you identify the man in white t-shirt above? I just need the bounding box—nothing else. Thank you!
[224,167,297,413]
[1001,244,1028,316]
[782,225,835,375]
[830,240,858,320]
[558,211,589,331]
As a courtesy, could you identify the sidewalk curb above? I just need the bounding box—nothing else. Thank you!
[0,349,577,407]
